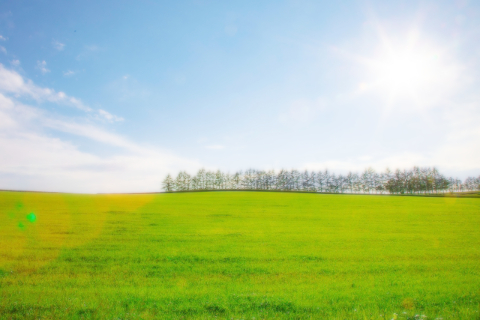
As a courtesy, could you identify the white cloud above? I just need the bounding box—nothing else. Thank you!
[36,60,50,74]
[0,63,91,112]
[97,109,124,122]
[85,44,100,51]
[0,95,201,193]
[0,64,201,192]
[302,96,480,178]
[302,127,480,179]
[106,75,150,102]
[52,40,65,51]
[0,46,6,54]
[432,101,480,174]
[10,59,20,66]
[206,145,225,150]
[63,70,75,77]
[0,35,6,41]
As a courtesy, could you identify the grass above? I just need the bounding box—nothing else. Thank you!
[0,191,479,319]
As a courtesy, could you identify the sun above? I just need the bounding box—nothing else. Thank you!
[373,45,440,98]
[352,30,459,109]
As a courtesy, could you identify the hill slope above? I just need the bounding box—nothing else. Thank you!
[1,191,479,319]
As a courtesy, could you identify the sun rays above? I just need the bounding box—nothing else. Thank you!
[338,23,461,113]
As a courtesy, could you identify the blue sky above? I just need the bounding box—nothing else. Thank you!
[0,0,479,192]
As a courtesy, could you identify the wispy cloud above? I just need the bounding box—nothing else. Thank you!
[63,70,75,77]
[0,63,88,111]
[0,63,124,122]
[98,109,124,122]
[300,94,480,178]
[36,60,50,74]
[10,59,20,66]
[106,74,150,102]
[206,145,225,150]
[0,46,6,54]
[0,35,6,41]
[52,40,65,51]
[0,66,201,192]
[302,107,480,178]
[76,45,102,60]
[0,98,201,192]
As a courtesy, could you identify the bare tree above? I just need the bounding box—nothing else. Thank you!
[162,166,469,194]
[205,171,215,190]
[214,170,224,189]
[162,174,175,192]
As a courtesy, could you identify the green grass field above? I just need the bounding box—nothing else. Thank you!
[1,191,479,319]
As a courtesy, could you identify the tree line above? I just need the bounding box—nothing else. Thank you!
[162,167,480,194]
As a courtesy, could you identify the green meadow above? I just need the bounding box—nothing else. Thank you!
[0,191,479,319]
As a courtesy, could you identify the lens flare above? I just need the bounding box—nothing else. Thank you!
[26,212,36,223]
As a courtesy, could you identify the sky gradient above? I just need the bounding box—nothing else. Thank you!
[0,0,479,193]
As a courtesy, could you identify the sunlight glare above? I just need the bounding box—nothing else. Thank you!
[375,46,440,97]
[358,29,461,111]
